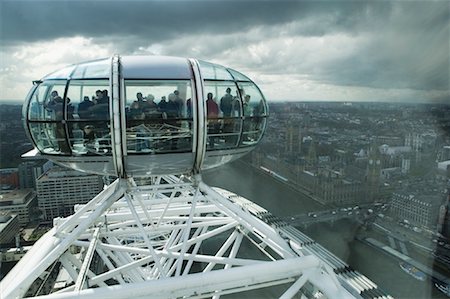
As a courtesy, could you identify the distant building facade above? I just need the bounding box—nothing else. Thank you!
[0,189,37,227]
[36,167,104,221]
[296,169,365,206]
[390,192,441,228]
[285,122,302,155]
[316,169,365,205]
[405,132,437,152]
[0,212,20,245]
[18,160,53,189]
[0,168,19,192]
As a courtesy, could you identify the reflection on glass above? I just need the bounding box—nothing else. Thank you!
[68,121,112,155]
[204,81,241,117]
[207,118,241,150]
[228,68,251,81]
[204,81,243,150]
[238,82,267,117]
[29,123,70,154]
[66,80,110,120]
[124,80,193,154]
[240,118,266,146]
[126,119,192,153]
[43,65,76,80]
[29,82,66,121]
[199,61,234,80]
[71,59,110,79]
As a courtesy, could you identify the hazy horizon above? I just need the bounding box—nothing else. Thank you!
[1,1,449,103]
[1,97,448,106]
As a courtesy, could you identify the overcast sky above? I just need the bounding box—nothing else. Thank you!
[0,0,449,103]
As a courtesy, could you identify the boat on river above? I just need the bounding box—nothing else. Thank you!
[399,262,426,281]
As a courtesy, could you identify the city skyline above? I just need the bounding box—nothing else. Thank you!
[0,0,449,104]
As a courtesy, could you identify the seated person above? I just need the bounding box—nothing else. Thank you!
[83,125,96,145]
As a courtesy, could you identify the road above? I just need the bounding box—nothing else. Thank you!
[204,160,449,299]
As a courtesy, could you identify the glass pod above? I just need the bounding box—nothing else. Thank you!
[23,55,268,177]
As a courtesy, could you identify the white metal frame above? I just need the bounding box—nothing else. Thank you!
[1,175,355,299]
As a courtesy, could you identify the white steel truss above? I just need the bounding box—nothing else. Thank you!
[1,175,355,299]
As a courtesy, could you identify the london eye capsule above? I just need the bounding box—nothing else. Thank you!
[23,55,268,177]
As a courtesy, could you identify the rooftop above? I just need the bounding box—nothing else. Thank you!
[0,189,34,205]
[0,212,18,240]
[37,167,100,182]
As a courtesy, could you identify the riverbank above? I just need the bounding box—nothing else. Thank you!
[204,159,448,299]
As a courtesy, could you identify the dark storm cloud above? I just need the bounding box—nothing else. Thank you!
[319,2,450,92]
[1,1,400,44]
[1,0,448,96]
[1,0,302,44]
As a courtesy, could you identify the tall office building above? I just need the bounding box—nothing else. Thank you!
[390,192,441,228]
[366,144,382,201]
[285,122,301,155]
[36,167,104,221]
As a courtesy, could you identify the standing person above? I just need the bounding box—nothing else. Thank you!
[166,93,179,119]
[92,89,110,152]
[186,98,192,118]
[231,93,241,117]
[132,92,150,113]
[136,92,145,103]
[101,90,110,103]
[94,90,103,104]
[78,96,94,119]
[45,91,69,152]
[243,95,252,116]
[220,87,233,117]
[158,96,168,117]
[220,88,234,141]
[206,93,219,117]
[129,101,144,120]
[145,94,158,109]
[186,98,193,130]
[144,94,159,118]
[173,90,184,117]
[45,91,63,119]
[206,93,219,148]
[164,93,180,150]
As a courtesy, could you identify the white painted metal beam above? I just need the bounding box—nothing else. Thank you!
[33,257,322,299]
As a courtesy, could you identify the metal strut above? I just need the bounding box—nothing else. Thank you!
[1,175,357,299]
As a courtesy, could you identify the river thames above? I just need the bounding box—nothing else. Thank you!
[204,160,448,299]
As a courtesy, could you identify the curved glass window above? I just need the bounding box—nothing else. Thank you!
[199,61,234,81]
[237,82,268,146]
[27,81,71,155]
[237,82,267,117]
[28,81,66,121]
[71,59,110,79]
[124,80,193,154]
[42,65,76,80]
[204,81,242,150]
[65,80,111,155]
[29,122,70,154]
[228,68,251,82]
[27,80,112,156]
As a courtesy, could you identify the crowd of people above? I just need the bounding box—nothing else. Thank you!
[40,87,265,153]
[41,89,110,153]
[127,91,185,121]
